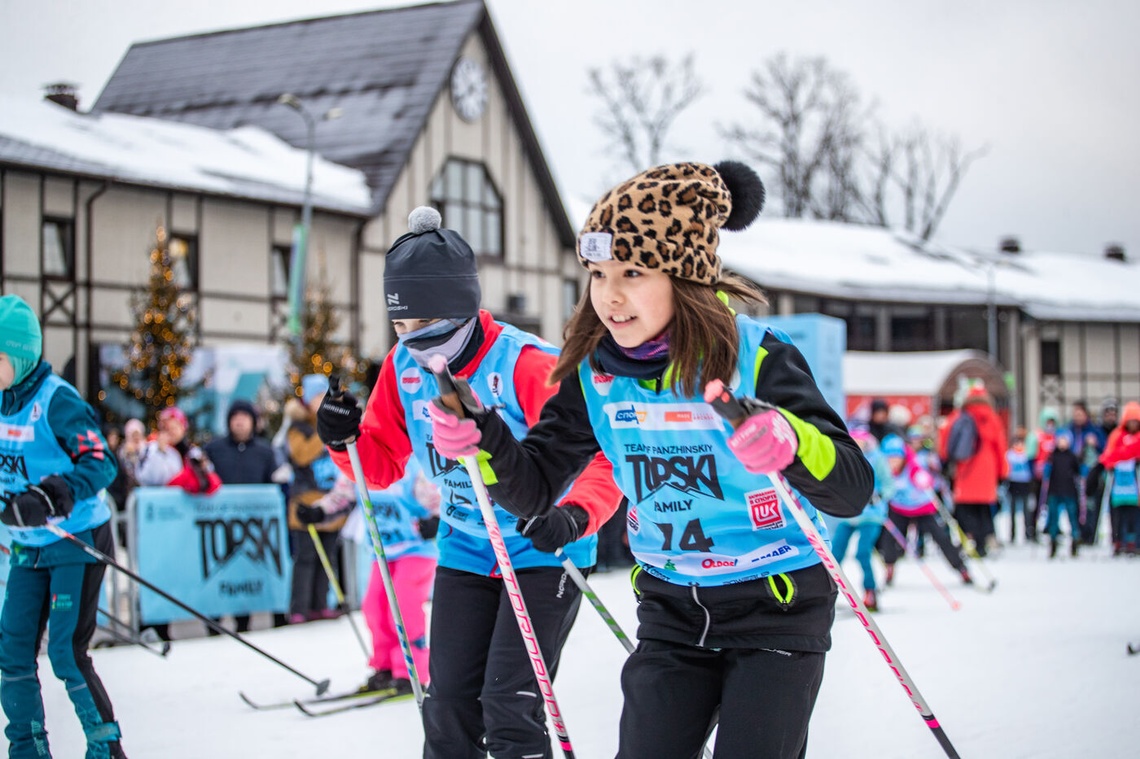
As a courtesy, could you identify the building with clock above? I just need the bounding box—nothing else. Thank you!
[0,0,580,398]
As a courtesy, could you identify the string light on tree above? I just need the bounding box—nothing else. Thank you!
[110,223,198,427]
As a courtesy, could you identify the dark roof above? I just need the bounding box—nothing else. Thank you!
[92,0,575,247]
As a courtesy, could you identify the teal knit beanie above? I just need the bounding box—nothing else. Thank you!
[0,295,43,385]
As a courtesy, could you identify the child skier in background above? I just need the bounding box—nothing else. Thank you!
[335,458,440,696]
[834,430,891,611]
[0,294,128,758]
[879,435,972,586]
[1042,431,1082,558]
[427,161,873,759]
[315,208,621,759]
[1098,402,1140,554]
[1005,427,1034,544]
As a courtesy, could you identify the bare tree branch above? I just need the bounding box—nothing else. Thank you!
[723,53,868,220]
[587,53,704,174]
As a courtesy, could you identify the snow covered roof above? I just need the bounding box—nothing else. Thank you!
[844,349,982,396]
[90,0,576,246]
[718,218,1140,322]
[0,96,373,215]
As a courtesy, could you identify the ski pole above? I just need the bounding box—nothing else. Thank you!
[932,495,997,591]
[430,355,577,759]
[330,375,425,708]
[880,518,961,611]
[97,622,171,657]
[704,381,961,759]
[554,549,635,654]
[98,606,173,657]
[306,523,371,660]
[45,523,330,695]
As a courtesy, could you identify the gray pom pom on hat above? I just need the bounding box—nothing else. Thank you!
[408,206,442,234]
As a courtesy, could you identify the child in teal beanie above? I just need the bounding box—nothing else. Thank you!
[0,294,128,758]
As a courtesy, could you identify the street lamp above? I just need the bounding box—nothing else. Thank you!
[276,93,343,342]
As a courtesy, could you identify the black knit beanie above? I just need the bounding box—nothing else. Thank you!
[384,207,481,320]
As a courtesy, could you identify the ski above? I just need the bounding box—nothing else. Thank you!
[293,691,414,717]
[239,688,390,711]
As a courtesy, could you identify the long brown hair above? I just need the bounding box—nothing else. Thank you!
[551,272,768,397]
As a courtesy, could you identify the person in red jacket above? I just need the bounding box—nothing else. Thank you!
[939,385,1008,556]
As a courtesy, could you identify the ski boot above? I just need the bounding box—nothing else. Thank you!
[959,567,974,585]
[1071,539,1079,558]
[884,564,895,587]
[1049,538,1059,559]
[390,678,414,697]
[862,589,878,612]
[359,669,393,694]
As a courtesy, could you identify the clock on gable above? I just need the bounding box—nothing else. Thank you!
[450,57,488,122]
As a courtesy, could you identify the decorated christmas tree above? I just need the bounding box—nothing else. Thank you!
[283,259,366,401]
[110,224,197,426]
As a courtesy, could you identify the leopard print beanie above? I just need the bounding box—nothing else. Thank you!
[577,161,765,284]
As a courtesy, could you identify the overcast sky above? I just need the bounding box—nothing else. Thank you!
[2,0,1138,260]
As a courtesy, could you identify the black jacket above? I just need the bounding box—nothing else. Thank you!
[203,435,277,485]
[469,331,872,652]
[476,332,872,522]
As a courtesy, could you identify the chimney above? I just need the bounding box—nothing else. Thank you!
[998,236,1021,254]
[43,82,79,111]
[1105,244,1126,262]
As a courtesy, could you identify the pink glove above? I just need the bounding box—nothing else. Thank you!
[428,401,482,460]
[727,407,798,474]
[912,468,934,490]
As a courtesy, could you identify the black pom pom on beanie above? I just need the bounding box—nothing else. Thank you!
[714,160,765,231]
[384,206,481,320]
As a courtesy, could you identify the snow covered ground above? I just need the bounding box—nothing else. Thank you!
[7,528,1140,758]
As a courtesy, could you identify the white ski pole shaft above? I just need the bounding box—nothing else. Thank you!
[704,382,961,759]
[430,355,576,759]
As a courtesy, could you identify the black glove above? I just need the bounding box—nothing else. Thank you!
[295,505,326,525]
[316,388,362,452]
[417,515,440,540]
[1,476,74,528]
[517,505,589,553]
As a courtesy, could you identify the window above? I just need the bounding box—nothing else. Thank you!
[1041,339,1061,376]
[42,217,75,279]
[562,279,580,322]
[430,159,503,257]
[947,307,988,352]
[890,305,934,351]
[169,233,199,290]
[271,244,291,300]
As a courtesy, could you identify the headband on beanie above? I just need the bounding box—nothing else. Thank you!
[577,161,765,285]
[0,294,43,385]
[384,206,481,320]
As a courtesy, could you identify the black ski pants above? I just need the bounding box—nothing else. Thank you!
[616,640,824,759]
[422,565,583,759]
[879,511,966,571]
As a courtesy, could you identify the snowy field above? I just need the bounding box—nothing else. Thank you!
[7,528,1140,758]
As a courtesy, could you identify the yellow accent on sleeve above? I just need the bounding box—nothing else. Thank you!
[459,450,498,486]
[779,408,837,481]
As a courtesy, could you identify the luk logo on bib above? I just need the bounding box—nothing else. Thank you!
[400,368,423,393]
[746,489,784,530]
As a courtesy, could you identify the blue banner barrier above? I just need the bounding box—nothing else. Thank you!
[134,485,291,624]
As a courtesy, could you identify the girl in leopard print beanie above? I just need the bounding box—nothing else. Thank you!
[428,161,874,758]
